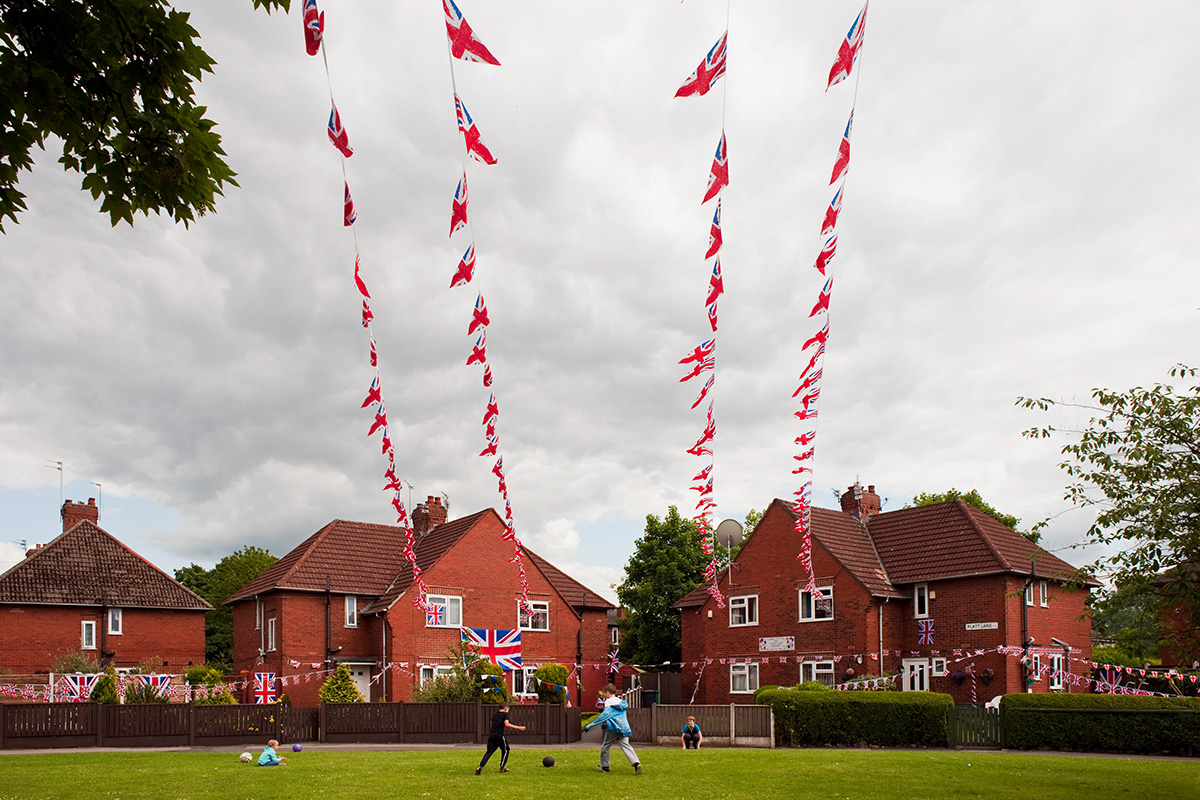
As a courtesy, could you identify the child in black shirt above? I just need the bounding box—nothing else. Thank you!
[476,702,526,774]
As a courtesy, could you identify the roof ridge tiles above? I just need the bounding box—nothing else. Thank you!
[956,498,1012,572]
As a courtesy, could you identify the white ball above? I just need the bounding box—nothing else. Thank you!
[240,752,253,763]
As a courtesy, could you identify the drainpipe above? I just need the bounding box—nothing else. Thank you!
[577,592,586,709]
[380,614,388,702]
[325,576,333,664]
[1021,572,1034,693]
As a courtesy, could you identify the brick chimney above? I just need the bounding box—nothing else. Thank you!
[411,495,448,536]
[839,481,881,521]
[61,497,100,532]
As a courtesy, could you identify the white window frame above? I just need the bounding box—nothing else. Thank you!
[730,662,759,694]
[914,584,929,618]
[610,626,620,645]
[800,660,835,687]
[729,594,759,627]
[425,594,462,628]
[512,667,539,697]
[1039,580,1049,608]
[932,657,948,677]
[1024,583,1034,606]
[799,586,834,622]
[902,659,929,692]
[82,620,97,650]
[345,595,358,628]
[266,618,277,652]
[518,600,550,632]
[1049,654,1065,690]
[107,608,122,635]
[1028,653,1041,688]
[419,665,455,686]
[255,599,263,630]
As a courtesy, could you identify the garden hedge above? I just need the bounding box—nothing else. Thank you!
[1002,693,1200,756]
[756,687,951,747]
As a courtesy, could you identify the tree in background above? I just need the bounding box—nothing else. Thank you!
[1020,366,1200,620]
[184,665,236,705]
[318,663,364,704]
[175,546,278,668]
[907,488,1039,544]
[88,666,120,704]
[616,506,709,667]
[1089,578,1163,663]
[0,0,288,230]
[410,639,512,704]
[533,663,569,704]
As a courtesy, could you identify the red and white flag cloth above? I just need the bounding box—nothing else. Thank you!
[702,132,729,205]
[327,102,353,158]
[706,258,724,307]
[466,333,488,366]
[449,172,469,236]
[482,364,493,387]
[361,300,373,327]
[809,278,833,317]
[450,244,477,287]
[815,233,838,275]
[302,0,324,56]
[675,31,728,98]
[353,253,370,299]
[369,335,377,367]
[705,199,723,259]
[803,320,830,352]
[343,182,357,226]
[679,356,715,383]
[680,338,716,366]
[468,292,489,334]
[821,185,843,238]
[691,374,715,410]
[455,94,498,165]
[830,109,853,185]
[443,0,501,65]
[827,2,868,90]
[361,376,382,409]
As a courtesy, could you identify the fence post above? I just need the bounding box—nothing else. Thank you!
[96,702,104,748]
[651,701,658,745]
[187,702,195,747]
[0,702,5,750]
[318,703,326,744]
[998,705,1005,750]
[542,703,550,744]
[396,701,405,744]
[768,707,775,749]
[729,704,736,747]
[277,703,284,743]
[477,700,484,745]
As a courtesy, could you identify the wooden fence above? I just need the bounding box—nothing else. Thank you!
[948,705,1003,748]
[0,702,578,750]
[625,704,774,747]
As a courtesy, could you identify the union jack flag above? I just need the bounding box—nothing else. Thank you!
[61,674,99,702]
[702,132,728,205]
[449,172,469,237]
[427,603,447,626]
[827,2,868,90]
[917,619,935,646]
[468,292,489,334]
[303,0,323,56]
[443,0,501,65]
[254,672,277,704]
[455,94,497,165]
[466,332,487,366]
[705,198,722,259]
[809,277,833,318]
[450,243,476,287]
[691,373,715,410]
[821,185,843,238]
[608,649,621,673]
[327,102,353,157]
[353,252,370,299]
[461,627,522,671]
[679,338,716,366]
[343,181,357,226]
[136,674,172,699]
[815,233,838,276]
[675,30,728,98]
[830,109,853,185]
[706,258,724,307]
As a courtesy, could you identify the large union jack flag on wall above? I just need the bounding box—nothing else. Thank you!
[461,627,522,671]
[917,619,935,646]
[61,673,100,702]
[254,672,277,704]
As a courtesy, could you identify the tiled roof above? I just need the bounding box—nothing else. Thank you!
[525,551,616,611]
[0,521,211,610]
[228,519,414,602]
[866,499,1084,584]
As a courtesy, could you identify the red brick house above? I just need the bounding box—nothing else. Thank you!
[676,483,1095,704]
[227,497,614,706]
[0,499,211,674]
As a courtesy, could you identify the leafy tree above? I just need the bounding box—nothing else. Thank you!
[533,663,569,704]
[0,0,289,230]
[318,663,364,704]
[907,488,1039,543]
[616,506,709,666]
[1019,365,1200,616]
[410,639,512,704]
[1089,579,1163,662]
[175,545,278,668]
[184,665,236,705]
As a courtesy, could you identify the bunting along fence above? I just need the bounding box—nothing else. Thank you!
[790,1,870,596]
[441,0,533,613]
[674,8,731,609]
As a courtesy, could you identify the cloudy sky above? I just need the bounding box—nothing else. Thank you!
[2,1,1197,603]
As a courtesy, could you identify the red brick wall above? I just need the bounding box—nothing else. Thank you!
[0,604,205,673]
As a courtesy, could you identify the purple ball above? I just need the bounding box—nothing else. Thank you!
[292,743,303,752]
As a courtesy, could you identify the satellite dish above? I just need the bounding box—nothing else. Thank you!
[714,519,743,549]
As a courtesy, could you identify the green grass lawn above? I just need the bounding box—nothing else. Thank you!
[0,747,1196,800]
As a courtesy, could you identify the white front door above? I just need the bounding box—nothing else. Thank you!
[347,664,371,701]
[902,659,929,692]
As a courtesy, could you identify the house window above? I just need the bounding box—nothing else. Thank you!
[1028,653,1041,689]
[730,662,759,694]
[512,667,539,696]
[932,657,948,677]
[1024,583,1034,606]
[255,599,263,630]
[799,586,834,621]
[345,595,358,628]
[1049,654,1065,690]
[519,600,549,631]
[1039,581,1049,608]
[107,608,122,635]
[902,659,929,691]
[420,665,455,685]
[800,660,835,687]
[610,626,620,646]
[425,595,462,628]
[914,584,929,618]
[82,620,97,650]
[729,595,759,627]
[267,618,277,652]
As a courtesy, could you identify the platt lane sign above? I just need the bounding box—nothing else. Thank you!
[964,622,999,630]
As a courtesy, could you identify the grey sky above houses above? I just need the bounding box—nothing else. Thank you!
[2,1,1197,604]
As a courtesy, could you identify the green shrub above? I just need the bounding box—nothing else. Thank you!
[757,687,951,747]
[121,679,169,704]
[533,664,569,704]
[1002,692,1200,755]
[580,711,599,730]
[410,639,513,703]
[186,666,237,705]
[796,680,832,691]
[50,651,101,674]
[89,667,121,704]
[319,663,365,703]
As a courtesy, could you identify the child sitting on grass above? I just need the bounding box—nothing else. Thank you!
[258,739,287,766]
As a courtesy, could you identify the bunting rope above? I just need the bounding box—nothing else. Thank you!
[792,1,869,598]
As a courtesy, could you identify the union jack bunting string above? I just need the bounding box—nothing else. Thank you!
[827,1,868,90]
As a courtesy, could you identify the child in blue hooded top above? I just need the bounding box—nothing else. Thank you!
[583,684,641,774]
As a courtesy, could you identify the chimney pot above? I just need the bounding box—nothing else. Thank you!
[840,480,881,521]
[61,498,101,532]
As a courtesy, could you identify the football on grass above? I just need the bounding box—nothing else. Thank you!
[240,753,252,763]
[542,756,554,767]
[292,743,303,752]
